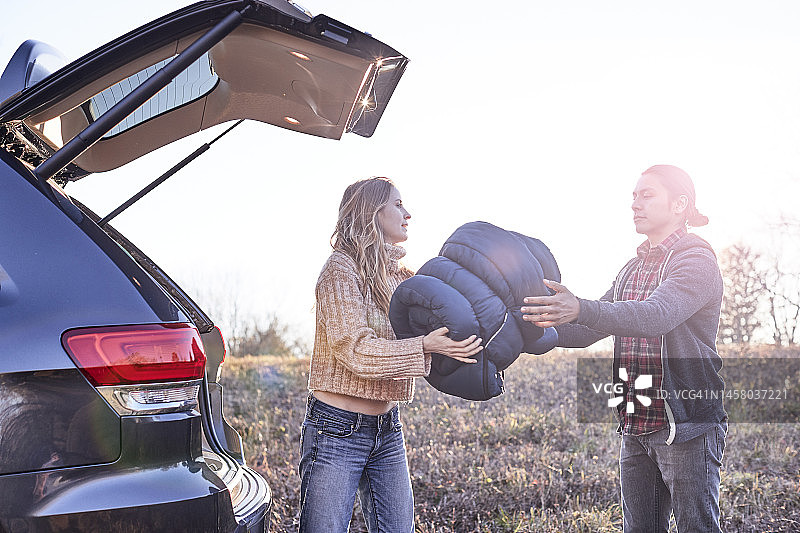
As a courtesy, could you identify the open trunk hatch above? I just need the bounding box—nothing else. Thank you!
[0,0,408,181]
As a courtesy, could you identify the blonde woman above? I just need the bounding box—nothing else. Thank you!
[298,177,482,532]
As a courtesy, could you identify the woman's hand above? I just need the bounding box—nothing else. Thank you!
[422,327,482,363]
[521,279,580,327]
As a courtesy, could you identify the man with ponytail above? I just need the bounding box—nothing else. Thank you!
[521,165,726,532]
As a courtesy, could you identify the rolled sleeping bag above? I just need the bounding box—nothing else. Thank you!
[389,221,560,400]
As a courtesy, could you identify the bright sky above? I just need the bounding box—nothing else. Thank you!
[3,1,800,342]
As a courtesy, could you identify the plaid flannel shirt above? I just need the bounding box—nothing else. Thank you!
[618,228,687,435]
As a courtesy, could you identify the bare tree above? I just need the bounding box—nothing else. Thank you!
[185,274,306,356]
[761,216,800,345]
[719,244,765,344]
[230,315,295,357]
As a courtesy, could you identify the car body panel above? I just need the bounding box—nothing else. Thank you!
[0,153,182,375]
[0,40,68,105]
[0,369,120,476]
[0,414,241,532]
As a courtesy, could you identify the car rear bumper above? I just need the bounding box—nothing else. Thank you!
[206,447,271,531]
[0,412,271,532]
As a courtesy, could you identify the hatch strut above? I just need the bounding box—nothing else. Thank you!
[97,119,243,227]
[32,5,250,192]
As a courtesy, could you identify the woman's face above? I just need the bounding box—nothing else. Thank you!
[377,186,410,244]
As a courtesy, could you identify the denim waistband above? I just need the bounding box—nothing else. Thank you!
[306,393,399,429]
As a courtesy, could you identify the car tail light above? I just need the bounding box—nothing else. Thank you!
[62,323,205,386]
[216,326,227,364]
[62,323,206,415]
[214,325,227,382]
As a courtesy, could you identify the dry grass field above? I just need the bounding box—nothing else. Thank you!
[219,347,800,532]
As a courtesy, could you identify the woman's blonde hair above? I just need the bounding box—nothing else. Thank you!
[331,177,399,313]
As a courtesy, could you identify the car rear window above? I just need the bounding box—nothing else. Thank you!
[88,52,218,138]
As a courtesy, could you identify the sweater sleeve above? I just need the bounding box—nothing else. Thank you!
[575,249,722,338]
[556,283,614,348]
[316,262,430,379]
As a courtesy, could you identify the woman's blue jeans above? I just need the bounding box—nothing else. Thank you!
[297,394,414,533]
[620,425,726,533]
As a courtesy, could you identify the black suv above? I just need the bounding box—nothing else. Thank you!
[0,1,406,530]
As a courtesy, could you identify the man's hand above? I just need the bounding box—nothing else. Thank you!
[521,279,580,327]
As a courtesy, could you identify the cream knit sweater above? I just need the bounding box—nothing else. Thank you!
[308,244,431,402]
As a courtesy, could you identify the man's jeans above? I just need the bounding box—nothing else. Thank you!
[297,394,414,533]
[620,426,726,533]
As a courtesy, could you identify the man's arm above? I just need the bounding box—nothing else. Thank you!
[542,283,615,348]
[555,323,610,348]
[522,250,721,338]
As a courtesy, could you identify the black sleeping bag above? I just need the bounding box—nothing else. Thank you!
[389,221,560,400]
